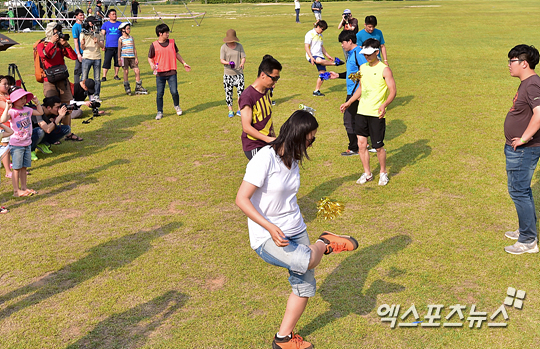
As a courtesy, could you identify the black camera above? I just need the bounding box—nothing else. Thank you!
[90,101,101,117]
[61,103,77,111]
[81,21,94,35]
[54,24,70,41]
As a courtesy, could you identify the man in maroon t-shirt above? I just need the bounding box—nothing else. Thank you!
[239,55,282,160]
[503,44,540,255]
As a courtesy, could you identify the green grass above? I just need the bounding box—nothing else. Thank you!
[1,0,540,348]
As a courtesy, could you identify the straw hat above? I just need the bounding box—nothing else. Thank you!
[223,29,239,43]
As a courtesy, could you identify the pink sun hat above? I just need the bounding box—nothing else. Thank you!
[9,88,33,104]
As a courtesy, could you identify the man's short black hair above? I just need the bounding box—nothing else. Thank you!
[258,55,282,77]
[315,20,328,30]
[155,23,170,36]
[107,8,116,15]
[338,30,357,44]
[365,15,377,26]
[363,38,381,50]
[74,8,84,16]
[43,96,62,108]
[508,44,540,70]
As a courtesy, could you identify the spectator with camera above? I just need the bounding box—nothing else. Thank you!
[80,16,103,102]
[31,96,72,160]
[94,1,105,29]
[71,78,104,118]
[338,9,358,60]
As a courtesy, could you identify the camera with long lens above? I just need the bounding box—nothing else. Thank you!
[61,103,77,111]
[54,24,70,41]
[89,101,101,116]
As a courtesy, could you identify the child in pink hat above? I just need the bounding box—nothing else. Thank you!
[0,88,44,197]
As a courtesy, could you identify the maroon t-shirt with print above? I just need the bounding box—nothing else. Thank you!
[239,85,275,152]
[504,74,540,147]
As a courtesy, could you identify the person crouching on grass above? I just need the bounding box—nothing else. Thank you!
[236,110,359,349]
[0,88,43,197]
[118,22,147,96]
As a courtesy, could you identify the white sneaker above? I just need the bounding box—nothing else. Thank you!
[155,112,163,120]
[504,240,539,254]
[356,173,373,184]
[174,106,183,116]
[379,172,389,186]
[505,229,520,240]
[369,147,386,153]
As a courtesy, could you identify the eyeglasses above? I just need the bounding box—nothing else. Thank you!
[265,72,280,82]
[508,59,523,65]
[307,136,316,147]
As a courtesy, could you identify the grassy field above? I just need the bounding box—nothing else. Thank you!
[1,0,540,348]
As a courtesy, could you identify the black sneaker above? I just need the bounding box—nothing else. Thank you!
[313,90,325,97]
[341,149,358,156]
[113,75,121,80]
[101,77,107,82]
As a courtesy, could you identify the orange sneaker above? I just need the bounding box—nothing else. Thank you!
[272,333,313,349]
[318,231,359,255]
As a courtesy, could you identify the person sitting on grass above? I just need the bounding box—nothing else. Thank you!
[304,20,344,97]
[1,88,43,197]
[30,96,72,161]
[236,110,359,349]
[0,120,13,213]
[118,22,147,96]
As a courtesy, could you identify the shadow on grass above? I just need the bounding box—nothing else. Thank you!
[65,290,188,349]
[386,119,407,142]
[6,159,130,210]
[326,83,346,93]
[387,139,431,176]
[0,222,182,321]
[387,95,414,111]
[298,173,359,223]
[300,235,412,336]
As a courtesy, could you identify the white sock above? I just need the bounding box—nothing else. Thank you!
[276,332,291,339]
[316,239,327,245]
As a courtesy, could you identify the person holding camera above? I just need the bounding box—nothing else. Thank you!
[80,16,103,102]
[30,96,72,160]
[338,9,358,61]
[37,22,77,105]
[70,78,104,120]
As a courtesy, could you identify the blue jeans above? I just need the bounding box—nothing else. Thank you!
[505,144,540,243]
[82,58,101,97]
[295,8,300,22]
[31,125,71,151]
[254,230,316,297]
[156,74,179,113]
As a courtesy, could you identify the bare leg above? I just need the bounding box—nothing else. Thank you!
[278,293,309,336]
[376,147,387,174]
[134,67,141,81]
[313,57,337,66]
[19,167,27,191]
[123,68,129,82]
[114,66,120,77]
[12,169,23,196]
[1,149,11,177]
[315,77,323,92]
[357,135,371,175]
[102,68,109,79]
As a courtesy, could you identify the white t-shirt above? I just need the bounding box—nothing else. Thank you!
[305,28,323,60]
[243,146,307,249]
[295,0,300,10]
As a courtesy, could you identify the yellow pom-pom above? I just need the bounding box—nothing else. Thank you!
[348,71,362,82]
[316,197,345,220]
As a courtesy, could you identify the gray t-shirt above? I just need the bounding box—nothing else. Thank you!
[220,43,246,76]
[504,74,540,147]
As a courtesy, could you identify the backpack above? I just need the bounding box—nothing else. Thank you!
[33,38,46,83]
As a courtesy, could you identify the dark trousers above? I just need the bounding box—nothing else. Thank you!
[344,94,359,152]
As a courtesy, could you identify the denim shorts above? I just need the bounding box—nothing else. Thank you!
[307,56,327,72]
[255,230,316,297]
[10,145,31,169]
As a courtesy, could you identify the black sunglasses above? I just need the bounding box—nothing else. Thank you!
[265,72,280,82]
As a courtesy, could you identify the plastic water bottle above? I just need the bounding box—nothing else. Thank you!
[299,104,316,115]
[153,63,158,75]
[319,72,331,81]
[229,61,235,69]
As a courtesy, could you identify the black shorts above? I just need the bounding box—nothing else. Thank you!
[244,147,263,160]
[103,47,119,69]
[355,114,386,149]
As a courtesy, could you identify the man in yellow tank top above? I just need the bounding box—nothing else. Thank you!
[340,38,396,186]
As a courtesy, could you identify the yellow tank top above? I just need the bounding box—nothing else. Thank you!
[356,61,389,117]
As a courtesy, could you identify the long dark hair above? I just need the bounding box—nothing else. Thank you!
[271,110,318,169]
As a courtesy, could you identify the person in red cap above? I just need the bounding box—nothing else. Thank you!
[0,88,44,197]
[220,29,246,118]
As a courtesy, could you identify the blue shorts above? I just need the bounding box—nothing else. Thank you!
[255,230,316,297]
[10,145,31,169]
[308,56,327,72]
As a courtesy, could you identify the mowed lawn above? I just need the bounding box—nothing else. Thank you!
[1,0,540,348]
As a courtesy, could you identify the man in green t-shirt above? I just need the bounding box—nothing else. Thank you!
[340,38,396,186]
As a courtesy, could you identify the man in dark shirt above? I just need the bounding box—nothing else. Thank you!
[503,44,540,254]
[238,55,281,160]
[131,0,141,24]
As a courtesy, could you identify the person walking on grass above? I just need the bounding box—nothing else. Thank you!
[294,0,300,24]
[118,22,147,96]
[220,29,245,118]
[238,55,281,160]
[311,0,322,22]
[304,20,344,97]
[148,24,191,120]
[236,110,358,349]
[339,39,396,186]
[0,88,43,197]
[357,15,388,66]
[503,44,540,255]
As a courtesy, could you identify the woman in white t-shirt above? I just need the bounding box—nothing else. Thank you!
[236,110,358,349]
